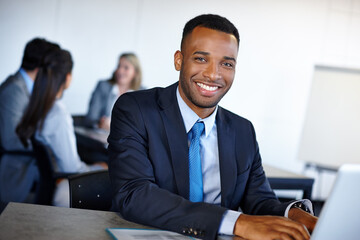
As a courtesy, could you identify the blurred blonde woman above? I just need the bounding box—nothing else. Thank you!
[85,53,142,130]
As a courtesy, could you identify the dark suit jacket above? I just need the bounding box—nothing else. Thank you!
[0,71,38,203]
[108,82,289,240]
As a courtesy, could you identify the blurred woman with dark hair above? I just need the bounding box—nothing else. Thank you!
[16,48,107,207]
[85,53,143,130]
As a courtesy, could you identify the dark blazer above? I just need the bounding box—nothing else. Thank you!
[0,71,38,203]
[108,83,289,240]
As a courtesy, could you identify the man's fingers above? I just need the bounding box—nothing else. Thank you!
[272,223,310,240]
[302,224,310,236]
[273,218,310,239]
[288,207,318,234]
[267,230,299,240]
[234,214,311,240]
[278,232,295,240]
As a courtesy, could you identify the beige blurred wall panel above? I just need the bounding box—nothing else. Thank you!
[298,66,360,168]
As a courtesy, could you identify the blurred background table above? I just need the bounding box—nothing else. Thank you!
[264,164,314,200]
[74,126,109,164]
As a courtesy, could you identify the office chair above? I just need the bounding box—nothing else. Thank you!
[30,136,76,205]
[68,170,112,211]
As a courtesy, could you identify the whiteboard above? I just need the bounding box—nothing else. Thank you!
[298,66,360,169]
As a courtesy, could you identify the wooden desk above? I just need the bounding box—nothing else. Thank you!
[0,202,145,240]
[0,202,239,240]
[264,164,314,200]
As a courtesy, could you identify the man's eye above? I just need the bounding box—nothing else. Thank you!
[223,62,234,68]
[195,57,206,62]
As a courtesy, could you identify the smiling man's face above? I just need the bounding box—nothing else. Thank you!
[174,26,238,118]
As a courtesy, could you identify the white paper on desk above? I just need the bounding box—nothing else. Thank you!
[106,228,197,240]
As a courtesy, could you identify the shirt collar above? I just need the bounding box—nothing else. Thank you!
[111,84,119,95]
[176,86,217,137]
[19,68,34,93]
[111,85,133,95]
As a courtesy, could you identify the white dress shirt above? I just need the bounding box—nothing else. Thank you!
[35,99,102,173]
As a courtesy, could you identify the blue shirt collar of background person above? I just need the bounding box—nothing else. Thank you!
[176,86,218,137]
[19,68,34,94]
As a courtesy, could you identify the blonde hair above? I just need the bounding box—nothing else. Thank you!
[110,53,142,90]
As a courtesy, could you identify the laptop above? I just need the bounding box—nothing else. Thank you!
[311,164,360,239]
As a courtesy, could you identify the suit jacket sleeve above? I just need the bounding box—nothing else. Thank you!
[239,122,290,216]
[0,76,29,149]
[85,81,107,127]
[0,73,38,203]
[108,94,227,240]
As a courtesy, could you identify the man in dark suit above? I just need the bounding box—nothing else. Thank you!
[0,38,59,205]
[108,14,317,240]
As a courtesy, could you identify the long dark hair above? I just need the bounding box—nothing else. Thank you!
[16,48,73,147]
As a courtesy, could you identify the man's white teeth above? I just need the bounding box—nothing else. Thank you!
[197,82,218,91]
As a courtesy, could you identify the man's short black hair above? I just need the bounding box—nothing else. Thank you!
[181,14,240,50]
[21,38,60,71]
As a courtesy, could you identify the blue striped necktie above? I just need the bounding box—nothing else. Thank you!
[188,121,205,202]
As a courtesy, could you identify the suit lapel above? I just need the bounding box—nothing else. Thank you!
[157,84,238,204]
[158,83,190,199]
[217,108,237,208]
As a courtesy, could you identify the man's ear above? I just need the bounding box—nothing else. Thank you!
[64,72,72,90]
[174,50,183,71]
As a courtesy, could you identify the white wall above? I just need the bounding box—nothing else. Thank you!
[1,0,359,173]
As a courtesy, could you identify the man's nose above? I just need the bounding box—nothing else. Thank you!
[203,62,221,81]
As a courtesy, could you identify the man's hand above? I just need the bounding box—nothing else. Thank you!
[233,214,310,240]
[288,207,318,234]
[93,162,108,170]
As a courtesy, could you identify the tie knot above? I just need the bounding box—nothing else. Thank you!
[190,121,204,139]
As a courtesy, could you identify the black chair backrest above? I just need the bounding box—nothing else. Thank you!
[30,136,58,205]
[30,136,76,205]
[68,170,112,211]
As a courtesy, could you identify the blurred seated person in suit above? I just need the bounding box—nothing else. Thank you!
[16,48,107,207]
[85,53,142,130]
[0,38,59,205]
